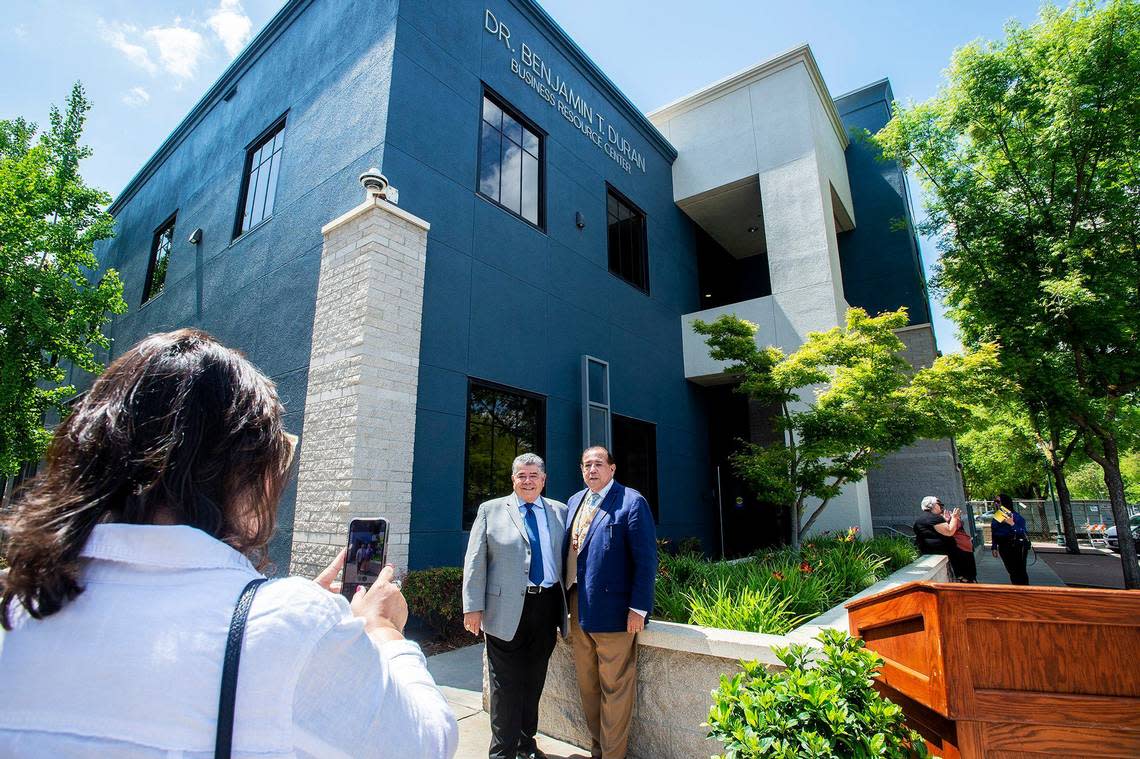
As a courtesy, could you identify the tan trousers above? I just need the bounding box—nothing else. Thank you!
[568,589,638,759]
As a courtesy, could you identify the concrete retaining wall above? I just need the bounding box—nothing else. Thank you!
[523,554,950,758]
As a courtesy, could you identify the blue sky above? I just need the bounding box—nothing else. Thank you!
[3,0,1048,353]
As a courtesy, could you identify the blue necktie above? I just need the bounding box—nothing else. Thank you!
[523,502,545,586]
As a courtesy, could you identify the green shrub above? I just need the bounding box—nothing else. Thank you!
[706,628,928,758]
[401,566,464,640]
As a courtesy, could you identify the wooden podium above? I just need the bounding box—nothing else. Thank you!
[846,583,1140,758]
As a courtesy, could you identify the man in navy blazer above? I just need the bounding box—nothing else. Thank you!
[561,446,657,759]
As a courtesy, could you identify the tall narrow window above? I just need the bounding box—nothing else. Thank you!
[234,116,286,238]
[142,214,176,304]
[463,380,546,529]
[478,92,542,228]
[606,186,649,292]
[581,356,610,451]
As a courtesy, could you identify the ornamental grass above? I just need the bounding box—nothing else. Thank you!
[654,534,917,635]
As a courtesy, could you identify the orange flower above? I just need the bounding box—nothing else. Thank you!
[799,561,813,574]
[772,570,785,580]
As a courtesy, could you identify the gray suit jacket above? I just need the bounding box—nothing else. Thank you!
[462,494,569,641]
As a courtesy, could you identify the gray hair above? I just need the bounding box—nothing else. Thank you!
[511,452,546,475]
[920,495,939,512]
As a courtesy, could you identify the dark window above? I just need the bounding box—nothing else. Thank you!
[612,414,658,522]
[234,117,286,238]
[463,380,545,529]
[478,92,542,227]
[606,186,649,292]
[142,214,176,304]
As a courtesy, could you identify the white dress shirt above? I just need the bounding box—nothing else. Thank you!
[511,493,558,587]
[0,524,457,758]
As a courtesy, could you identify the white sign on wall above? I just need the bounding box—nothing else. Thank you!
[485,9,647,175]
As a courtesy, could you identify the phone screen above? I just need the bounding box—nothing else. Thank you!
[341,518,388,601]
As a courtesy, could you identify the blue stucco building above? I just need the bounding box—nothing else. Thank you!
[89,0,959,574]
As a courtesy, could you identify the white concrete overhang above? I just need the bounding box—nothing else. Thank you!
[648,44,855,248]
[680,176,767,259]
[681,295,779,385]
[649,44,848,149]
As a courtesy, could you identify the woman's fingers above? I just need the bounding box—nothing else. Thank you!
[315,547,347,591]
[374,563,397,587]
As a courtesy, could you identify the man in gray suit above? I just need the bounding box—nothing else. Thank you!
[463,453,568,759]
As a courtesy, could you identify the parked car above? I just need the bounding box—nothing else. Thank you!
[1106,514,1140,552]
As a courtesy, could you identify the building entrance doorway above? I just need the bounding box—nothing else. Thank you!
[704,383,785,557]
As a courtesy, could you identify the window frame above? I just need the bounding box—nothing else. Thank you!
[611,412,659,523]
[232,113,288,240]
[461,377,548,530]
[142,211,177,305]
[476,87,546,230]
[581,355,611,451]
[605,183,650,294]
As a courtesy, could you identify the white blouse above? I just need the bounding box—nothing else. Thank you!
[0,524,457,758]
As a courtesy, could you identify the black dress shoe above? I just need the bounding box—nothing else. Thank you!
[515,750,549,759]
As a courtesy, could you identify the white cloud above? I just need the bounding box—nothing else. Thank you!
[145,23,206,79]
[100,21,158,75]
[122,87,150,107]
[208,0,253,58]
[13,24,28,39]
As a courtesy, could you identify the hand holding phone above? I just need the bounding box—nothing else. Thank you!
[340,518,389,602]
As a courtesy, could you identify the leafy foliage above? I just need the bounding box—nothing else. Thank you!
[654,535,916,635]
[401,566,465,640]
[694,308,999,542]
[874,0,1140,584]
[1067,453,1140,502]
[706,628,928,758]
[956,401,1047,498]
[0,83,125,475]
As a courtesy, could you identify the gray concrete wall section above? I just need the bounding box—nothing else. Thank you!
[289,185,429,576]
[868,324,967,529]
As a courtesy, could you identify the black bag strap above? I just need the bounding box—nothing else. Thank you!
[215,577,267,759]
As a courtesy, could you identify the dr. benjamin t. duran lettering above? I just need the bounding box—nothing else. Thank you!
[484,9,646,175]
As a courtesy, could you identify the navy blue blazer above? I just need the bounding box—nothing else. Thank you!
[562,481,657,633]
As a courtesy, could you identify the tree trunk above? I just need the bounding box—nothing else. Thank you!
[1095,435,1140,589]
[789,502,801,551]
[1053,461,1081,555]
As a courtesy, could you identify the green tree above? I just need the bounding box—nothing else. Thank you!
[694,308,999,547]
[956,403,1045,499]
[0,83,125,476]
[874,0,1140,586]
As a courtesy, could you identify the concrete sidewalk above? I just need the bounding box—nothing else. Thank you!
[426,643,589,759]
[972,543,1065,585]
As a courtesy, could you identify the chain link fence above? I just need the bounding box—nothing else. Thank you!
[968,499,1139,541]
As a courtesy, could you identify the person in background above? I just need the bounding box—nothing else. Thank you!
[914,496,976,582]
[0,329,457,758]
[991,493,1031,585]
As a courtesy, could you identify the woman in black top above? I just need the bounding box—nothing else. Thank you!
[913,495,977,582]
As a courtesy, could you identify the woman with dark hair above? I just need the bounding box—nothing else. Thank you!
[991,493,1031,585]
[0,329,456,757]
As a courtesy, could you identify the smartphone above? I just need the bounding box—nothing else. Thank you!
[340,517,389,601]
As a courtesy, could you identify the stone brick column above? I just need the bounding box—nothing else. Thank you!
[289,173,429,577]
